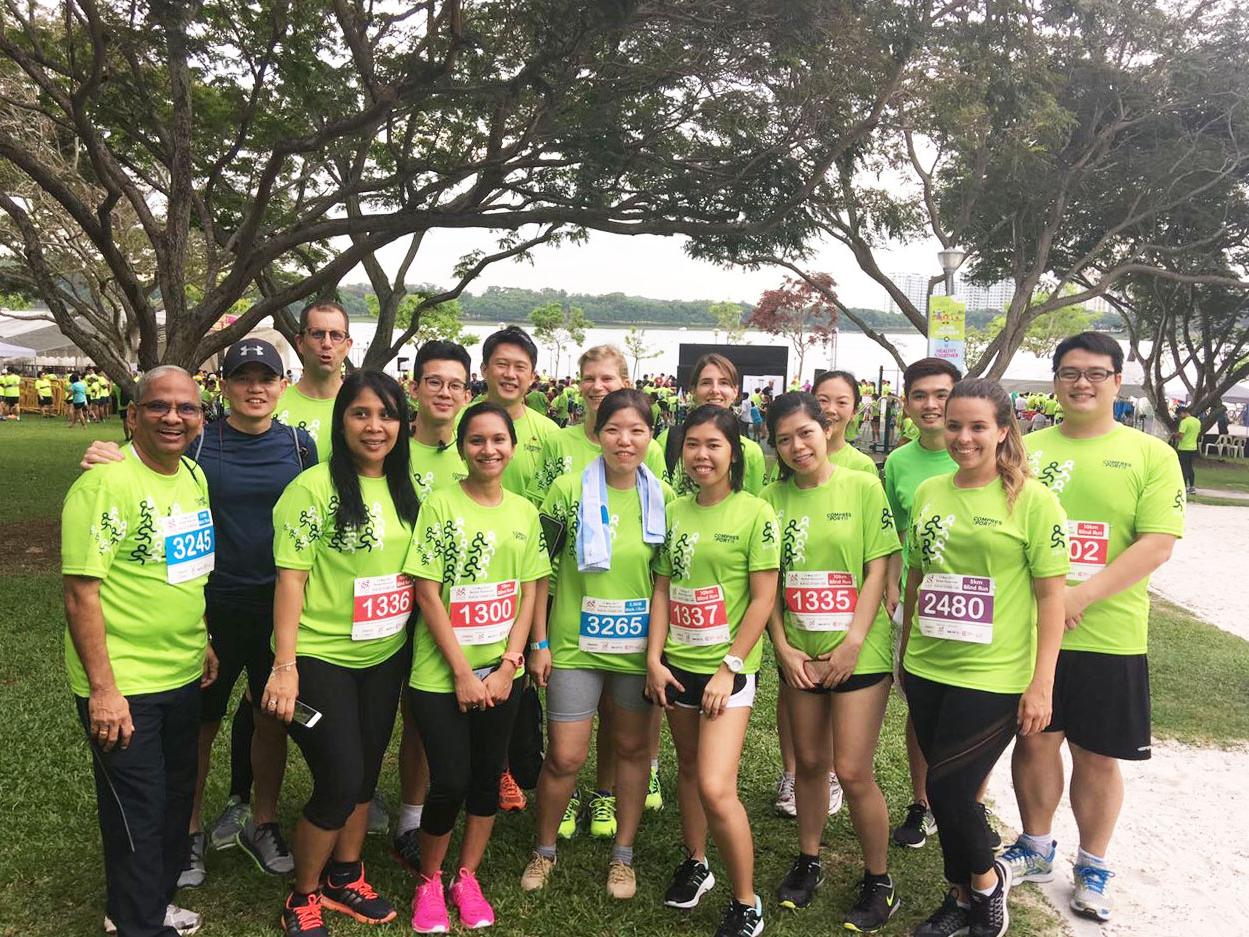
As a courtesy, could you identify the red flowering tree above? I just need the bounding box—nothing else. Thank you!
[747,274,839,383]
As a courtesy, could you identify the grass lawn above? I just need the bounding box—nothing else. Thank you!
[1195,455,1249,494]
[20,420,1249,937]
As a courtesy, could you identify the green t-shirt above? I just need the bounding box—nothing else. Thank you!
[903,476,1069,694]
[1,373,18,398]
[541,473,675,673]
[884,439,957,576]
[403,484,552,692]
[275,385,337,462]
[528,423,667,504]
[272,464,413,668]
[35,377,52,396]
[61,446,211,696]
[831,443,879,477]
[654,491,780,674]
[1026,425,1185,654]
[526,389,549,415]
[762,471,898,672]
[1176,415,1201,452]
[1042,397,1060,416]
[409,439,468,501]
[655,427,767,496]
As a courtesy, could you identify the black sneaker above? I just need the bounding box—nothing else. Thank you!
[714,897,764,937]
[969,860,1011,937]
[663,856,716,909]
[892,802,937,848]
[391,827,421,874]
[914,889,971,937]
[280,891,329,937]
[237,820,294,875]
[777,854,822,910]
[843,874,901,933]
[321,862,397,925]
[977,803,1002,852]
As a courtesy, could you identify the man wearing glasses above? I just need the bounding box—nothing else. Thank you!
[62,366,219,937]
[1001,331,1185,924]
[275,301,353,461]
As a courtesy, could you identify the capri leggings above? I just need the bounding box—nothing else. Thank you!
[903,670,1019,885]
[287,648,408,830]
[407,682,523,836]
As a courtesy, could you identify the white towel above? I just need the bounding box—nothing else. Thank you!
[577,457,666,572]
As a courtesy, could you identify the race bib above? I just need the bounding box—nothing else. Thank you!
[352,573,413,641]
[579,597,649,654]
[450,579,518,646]
[917,573,994,644]
[669,584,730,646]
[161,510,215,584]
[784,571,858,631]
[1067,520,1110,582]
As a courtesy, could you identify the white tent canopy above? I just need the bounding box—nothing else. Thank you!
[0,339,35,360]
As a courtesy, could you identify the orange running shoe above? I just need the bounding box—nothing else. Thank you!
[499,770,527,812]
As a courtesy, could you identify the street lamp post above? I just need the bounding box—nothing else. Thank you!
[937,247,966,297]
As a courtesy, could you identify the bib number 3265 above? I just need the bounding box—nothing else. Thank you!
[352,574,414,641]
[579,597,649,654]
[450,580,518,646]
[669,585,730,646]
[161,510,215,584]
[917,573,994,644]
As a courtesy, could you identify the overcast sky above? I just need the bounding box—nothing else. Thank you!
[347,226,948,309]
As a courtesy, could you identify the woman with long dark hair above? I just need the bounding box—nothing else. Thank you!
[899,378,1068,937]
[264,370,419,936]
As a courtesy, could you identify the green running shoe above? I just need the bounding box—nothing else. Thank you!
[587,791,617,838]
[558,788,581,840]
[646,765,664,811]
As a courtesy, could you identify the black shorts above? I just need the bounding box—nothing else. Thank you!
[201,589,276,723]
[38,396,51,406]
[73,401,86,410]
[777,666,891,695]
[657,657,756,710]
[1044,649,1151,760]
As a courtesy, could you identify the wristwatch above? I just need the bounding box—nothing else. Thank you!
[501,651,525,670]
[722,654,744,674]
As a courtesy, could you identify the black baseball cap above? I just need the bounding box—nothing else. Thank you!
[223,339,284,378]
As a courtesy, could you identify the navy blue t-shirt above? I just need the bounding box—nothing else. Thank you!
[188,420,317,597]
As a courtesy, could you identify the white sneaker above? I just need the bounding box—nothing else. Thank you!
[774,773,797,818]
[104,904,202,935]
[828,772,844,816]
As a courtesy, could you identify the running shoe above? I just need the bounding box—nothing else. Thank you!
[663,856,716,908]
[588,791,618,838]
[978,803,1002,852]
[499,770,527,812]
[1070,864,1114,922]
[367,793,390,835]
[520,853,556,892]
[914,889,970,937]
[105,904,202,936]
[968,860,1010,937]
[279,891,328,937]
[714,897,764,937]
[774,773,797,818]
[891,802,936,848]
[392,827,422,874]
[606,859,636,899]
[321,863,396,925]
[449,868,495,928]
[777,854,822,910]
[236,819,294,875]
[828,771,845,816]
[558,788,581,839]
[1000,837,1056,884]
[177,832,207,888]
[646,764,664,810]
[411,872,450,934]
[207,795,250,850]
[843,875,900,933]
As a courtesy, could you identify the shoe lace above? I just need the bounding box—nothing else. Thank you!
[777,775,795,799]
[339,870,379,900]
[851,877,882,912]
[500,772,522,799]
[608,861,632,885]
[590,795,615,821]
[1076,865,1114,894]
[648,770,661,793]
[289,893,323,929]
[454,868,486,904]
[721,900,757,936]
[931,891,967,926]
[905,802,928,827]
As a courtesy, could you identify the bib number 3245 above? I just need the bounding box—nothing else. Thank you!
[917,573,994,644]
[161,510,215,584]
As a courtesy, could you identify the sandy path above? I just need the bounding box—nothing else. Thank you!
[986,502,1249,935]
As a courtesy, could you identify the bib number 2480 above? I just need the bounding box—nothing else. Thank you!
[917,573,994,644]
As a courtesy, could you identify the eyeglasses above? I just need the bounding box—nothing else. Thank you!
[1055,367,1118,383]
[421,375,467,395]
[140,401,203,418]
[302,328,349,345]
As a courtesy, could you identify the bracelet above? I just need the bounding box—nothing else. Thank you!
[271,661,296,673]
[529,639,549,650]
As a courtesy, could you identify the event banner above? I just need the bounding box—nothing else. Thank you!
[928,296,966,373]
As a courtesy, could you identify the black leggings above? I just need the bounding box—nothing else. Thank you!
[288,650,407,830]
[904,670,1019,885]
[408,683,523,837]
[1178,449,1196,489]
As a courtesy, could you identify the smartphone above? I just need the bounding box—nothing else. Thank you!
[292,699,323,728]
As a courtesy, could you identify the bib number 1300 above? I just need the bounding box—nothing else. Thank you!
[450,580,518,646]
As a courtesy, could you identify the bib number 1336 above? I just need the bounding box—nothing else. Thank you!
[352,574,414,641]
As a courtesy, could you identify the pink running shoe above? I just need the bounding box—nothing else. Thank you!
[449,868,495,929]
[411,872,449,934]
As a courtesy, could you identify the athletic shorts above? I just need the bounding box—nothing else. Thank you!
[73,402,86,410]
[38,396,51,406]
[661,658,757,711]
[201,590,276,722]
[1044,649,1151,760]
[546,667,649,721]
[777,666,891,695]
